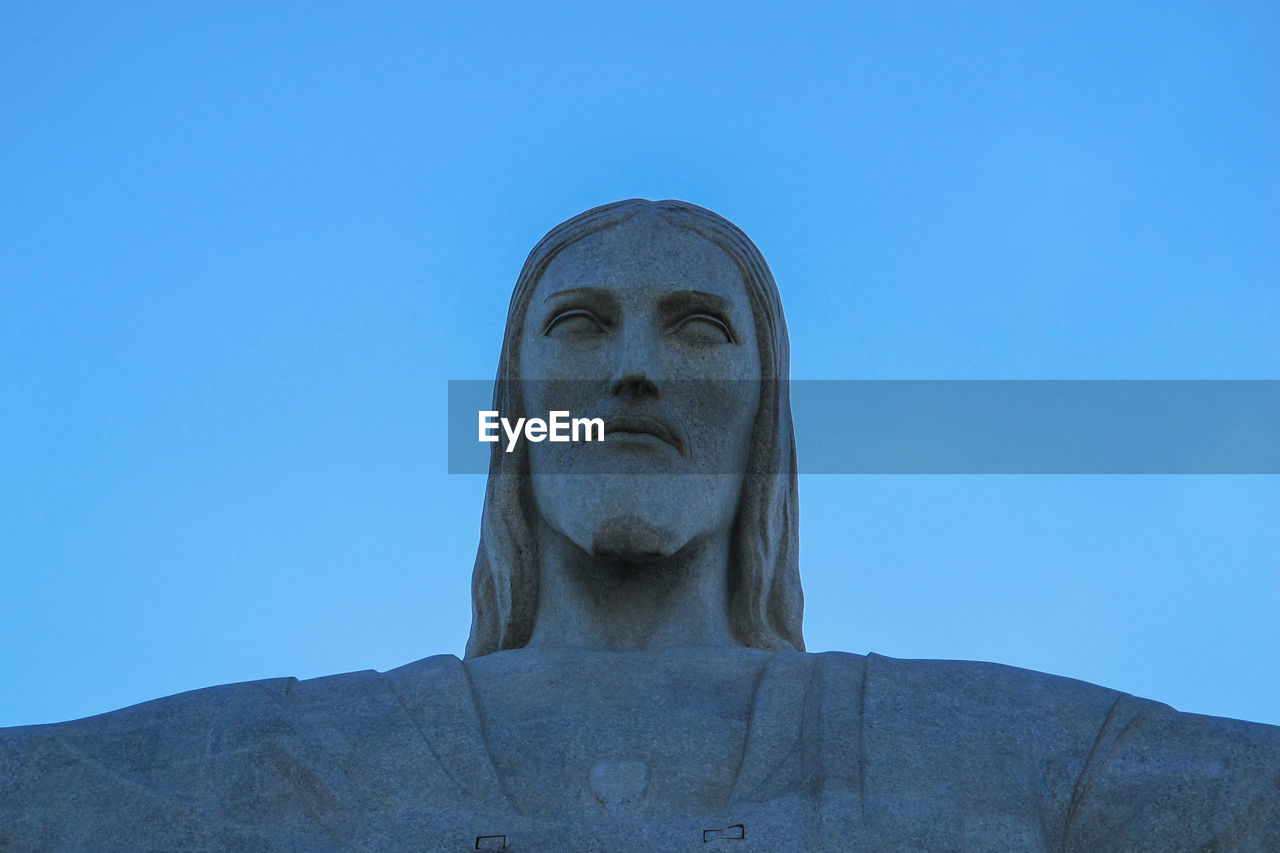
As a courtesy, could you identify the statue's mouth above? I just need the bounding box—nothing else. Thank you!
[603,414,684,455]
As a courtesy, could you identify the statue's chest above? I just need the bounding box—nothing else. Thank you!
[469,660,758,817]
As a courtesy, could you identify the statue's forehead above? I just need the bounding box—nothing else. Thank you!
[535,216,747,301]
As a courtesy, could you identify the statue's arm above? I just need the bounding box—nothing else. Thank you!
[0,660,482,849]
[1062,695,1280,851]
[0,676,350,850]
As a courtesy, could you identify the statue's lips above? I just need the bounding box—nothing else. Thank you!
[603,415,683,454]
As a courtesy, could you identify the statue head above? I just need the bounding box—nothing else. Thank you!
[465,200,802,657]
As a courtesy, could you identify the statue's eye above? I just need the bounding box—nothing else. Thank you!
[672,314,734,345]
[544,309,607,337]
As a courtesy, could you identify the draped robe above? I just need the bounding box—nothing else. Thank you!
[2,651,1277,851]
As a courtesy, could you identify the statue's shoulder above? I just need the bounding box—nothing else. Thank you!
[0,652,465,738]
[0,657,428,745]
[0,655,474,850]
[0,672,309,763]
[812,649,1123,713]
[821,649,1280,740]
[808,650,1127,766]
[808,650,1280,849]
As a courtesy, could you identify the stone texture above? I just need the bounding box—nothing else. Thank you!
[2,650,1277,850]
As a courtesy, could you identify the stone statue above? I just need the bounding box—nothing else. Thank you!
[1,200,1276,851]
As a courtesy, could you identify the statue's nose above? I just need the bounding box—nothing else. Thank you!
[609,327,660,400]
[610,369,659,401]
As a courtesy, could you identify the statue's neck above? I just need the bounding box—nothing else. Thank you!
[527,525,737,651]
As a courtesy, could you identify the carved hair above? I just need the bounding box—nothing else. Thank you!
[465,199,803,657]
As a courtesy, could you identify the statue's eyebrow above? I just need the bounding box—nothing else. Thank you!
[540,286,615,305]
[658,289,734,316]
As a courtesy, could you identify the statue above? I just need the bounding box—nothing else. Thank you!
[1,200,1276,850]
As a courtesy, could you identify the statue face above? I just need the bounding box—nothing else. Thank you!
[518,214,762,562]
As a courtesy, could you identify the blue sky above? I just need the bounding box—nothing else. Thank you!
[2,2,1276,728]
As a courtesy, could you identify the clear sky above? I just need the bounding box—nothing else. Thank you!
[2,2,1277,728]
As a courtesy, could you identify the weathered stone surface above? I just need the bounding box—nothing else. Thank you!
[2,201,1277,849]
[2,650,1277,850]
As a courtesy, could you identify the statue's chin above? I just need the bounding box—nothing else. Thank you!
[590,516,675,563]
[531,472,741,566]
